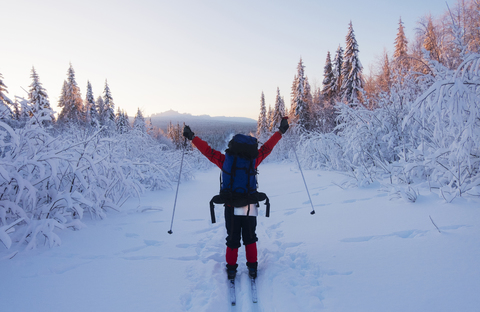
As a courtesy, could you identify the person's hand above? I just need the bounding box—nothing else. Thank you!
[279,117,289,134]
[183,125,195,140]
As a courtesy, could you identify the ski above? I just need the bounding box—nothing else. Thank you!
[250,277,258,303]
[229,279,236,306]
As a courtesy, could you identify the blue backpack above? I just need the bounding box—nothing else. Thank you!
[209,134,270,223]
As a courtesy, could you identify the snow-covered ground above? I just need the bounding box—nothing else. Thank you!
[1,162,479,312]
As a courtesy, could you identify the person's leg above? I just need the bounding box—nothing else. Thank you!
[245,242,257,263]
[242,216,258,278]
[224,206,241,279]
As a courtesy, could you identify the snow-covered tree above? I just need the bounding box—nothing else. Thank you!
[393,18,409,61]
[0,73,13,124]
[28,67,55,127]
[96,96,105,125]
[267,104,273,132]
[167,121,184,149]
[271,87,285,131]
[341,21,364,105]
[102,80,115,132]
[115,108,130,134]
[57,64,84,125]
[322,51,336,102]
[423,17,441,62]
[303,76,314,130]
[85,81,99,128]
[332,46,344,98]
[291,58,308,133]
[377,50,392,95]
[133,108,147,133]
[256,91,268,138]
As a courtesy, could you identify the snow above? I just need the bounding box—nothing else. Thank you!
[1,162,479,312]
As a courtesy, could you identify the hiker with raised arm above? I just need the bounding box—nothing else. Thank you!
[183,118,289,281]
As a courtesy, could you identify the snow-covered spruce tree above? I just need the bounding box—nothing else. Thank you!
[256,91,269,139]
[28,67,55,128]
[115,108,130,134]
[133,107,147,133]
[376,50,392,99]
[102,80,115,134]
[271,87,285,131]
[0,73,13,125]
[423,17,441,63]
[303,76,314,131]
[85,81,99,128]
[57,64,84,126]
[96,96,105,125]
[291,58,309,133]
[393,18,408,62]
[322,51,336,103]
[341,21,364,106]
[332,45,344,99]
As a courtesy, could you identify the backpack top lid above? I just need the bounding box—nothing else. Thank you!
[226,134,259,160]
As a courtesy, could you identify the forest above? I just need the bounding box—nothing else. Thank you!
[0,0,479,252]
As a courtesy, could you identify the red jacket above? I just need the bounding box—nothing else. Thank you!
[192,131,283,169]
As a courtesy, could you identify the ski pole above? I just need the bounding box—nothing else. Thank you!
[168,138,187,234]
[292,144,316,215]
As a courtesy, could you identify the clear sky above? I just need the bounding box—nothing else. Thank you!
[2,0,452,120]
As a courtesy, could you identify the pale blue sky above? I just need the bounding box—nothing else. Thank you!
[2,0,451,120]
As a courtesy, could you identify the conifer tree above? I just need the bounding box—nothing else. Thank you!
[115,108,130,134]
[291,58,308,132]
[96,96,105,125]
[267,104,273,132]
[0,73,13,123]
[271,87,285,131]
[85,81,99,127]
[57,81,68,120]
[256,91,268,138]
[133,107,147,133]
[423,17,440,62]
[332,46,344,99]
[11,100,20,123]
[303,76,314,130]
[321,51,335,102]
[57,64,84,125]
[341,21,364,105]
[378,50,392,94]
[393,18,409,60]
[102,80,115,131]
[28,67,55,127]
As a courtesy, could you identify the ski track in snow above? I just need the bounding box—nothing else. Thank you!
[1,162,479,312]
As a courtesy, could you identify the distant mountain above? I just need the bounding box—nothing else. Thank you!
[148,110,257,134]
[149,110,256,124]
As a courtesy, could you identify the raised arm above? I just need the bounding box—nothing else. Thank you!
[192,136,225,169]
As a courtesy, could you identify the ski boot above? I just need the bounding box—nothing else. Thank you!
[247,262,258,279]
[226,264,238,280]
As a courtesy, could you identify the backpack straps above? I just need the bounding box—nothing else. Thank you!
[209,192,270,224]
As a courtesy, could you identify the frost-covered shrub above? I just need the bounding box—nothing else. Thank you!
[0,122,187,251]
[295,132,345,171]
[403,53,480,197]
[296,49,479,201]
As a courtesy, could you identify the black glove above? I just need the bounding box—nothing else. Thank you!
[183,125,195,140]
[279,118,289,134]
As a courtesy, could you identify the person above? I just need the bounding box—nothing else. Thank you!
[183,118,289,280]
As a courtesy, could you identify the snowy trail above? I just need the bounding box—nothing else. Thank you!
[1,162,480,312]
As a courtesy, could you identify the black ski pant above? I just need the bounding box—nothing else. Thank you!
[224,205,258,249]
